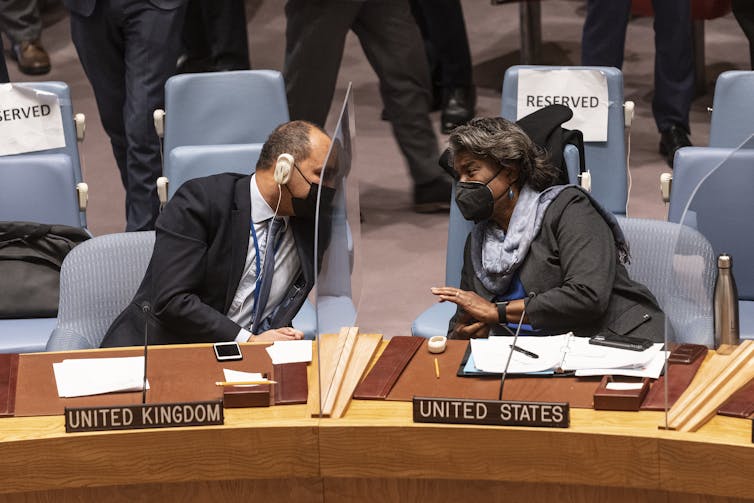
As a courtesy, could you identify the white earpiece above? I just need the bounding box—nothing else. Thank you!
[274,153,294,185]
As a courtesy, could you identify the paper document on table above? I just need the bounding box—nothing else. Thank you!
[223,369,264,386]
[470,334,570,374]
[265,340,312,364]
[469,334,665,375]
[53,357,149,398]
[574,350,668,379]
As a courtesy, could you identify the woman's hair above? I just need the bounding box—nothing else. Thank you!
[448,117,561,191]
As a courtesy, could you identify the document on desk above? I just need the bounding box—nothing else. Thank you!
[469,334,665,377]
[223,369,264,385]
[265,340,312,364]
[53,357,149,398]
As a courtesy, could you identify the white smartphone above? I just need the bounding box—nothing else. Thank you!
[213,341,243,361]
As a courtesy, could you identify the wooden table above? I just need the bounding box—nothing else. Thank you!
[2,346,754,502]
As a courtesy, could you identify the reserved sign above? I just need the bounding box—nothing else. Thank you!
[517,69,609,142]
[413,397,569,428]
[0,84,65,156]
[64,401,224,433]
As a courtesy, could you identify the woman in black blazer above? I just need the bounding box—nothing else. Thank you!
[432,117,664,342]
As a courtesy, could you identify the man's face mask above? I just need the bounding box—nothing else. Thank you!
[290,164,336,221]
[455,166,505,223]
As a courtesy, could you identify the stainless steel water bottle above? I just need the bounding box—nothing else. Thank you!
[714,253,740,352]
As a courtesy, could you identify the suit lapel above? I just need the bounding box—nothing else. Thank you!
[224,175,253,312]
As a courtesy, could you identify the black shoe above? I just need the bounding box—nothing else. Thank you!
[441,86,476,134]
[659,125,692,168]
[414,176,452,213]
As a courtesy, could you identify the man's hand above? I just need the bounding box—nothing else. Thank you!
[253,327,304,341]
[431,286,498,324]
[453,320,491,339]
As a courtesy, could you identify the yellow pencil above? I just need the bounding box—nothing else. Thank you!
[215,380,277,386]
[434,357,440,379]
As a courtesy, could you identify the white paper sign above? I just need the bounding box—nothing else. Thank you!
[517,69,609,142]
[0,83,66,156]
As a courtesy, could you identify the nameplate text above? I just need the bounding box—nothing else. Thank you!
[65,401,224,433]
[413,397,569,428]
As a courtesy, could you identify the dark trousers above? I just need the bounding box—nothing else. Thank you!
[182,0,249,71]
[284,0,442,185]
[733,0,754,69]
[69,0,185,231]
[581,0,694,133]
[0,0,41,42]
[0,36,8,82]
[409,0,473,90]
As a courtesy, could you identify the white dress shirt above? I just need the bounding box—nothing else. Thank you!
[227,174,300,341]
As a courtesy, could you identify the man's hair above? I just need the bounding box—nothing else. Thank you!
[448,117,561,191]
[256,120,328,171]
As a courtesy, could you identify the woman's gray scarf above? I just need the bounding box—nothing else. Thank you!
[470,185,629,295]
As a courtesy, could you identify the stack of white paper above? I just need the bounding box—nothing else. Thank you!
[469,334,666,378]
[53,357,149,398]
[265,340,312,364]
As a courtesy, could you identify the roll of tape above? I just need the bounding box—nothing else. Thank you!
[428,335,447,354]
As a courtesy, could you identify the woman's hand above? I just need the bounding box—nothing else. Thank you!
[252,327,304,341]
[431,286,498,324]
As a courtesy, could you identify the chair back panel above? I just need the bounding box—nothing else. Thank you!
[0,154,81,227]
[617,217,715,345]
[46,232,155,351]
[502,66,627,215]
[670,147,754,299]
[163,70,289,155]
[709,71,754,148]
[167,144,261,199]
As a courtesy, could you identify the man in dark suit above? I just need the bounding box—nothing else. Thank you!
[582,0,694,167]
[62,0,187,231]
[102,121,331,347]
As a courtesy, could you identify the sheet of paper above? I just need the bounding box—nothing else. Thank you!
[562,338,662,371]
[53,357,149,398]
[469,334,570,374]
[574,350,668,379]
[223,369,264,382]
[0,83,65,155]
[265,340,312,364]
[605,382,645,391]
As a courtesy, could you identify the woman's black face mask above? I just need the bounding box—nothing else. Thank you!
[455,167,505,223]
[290,165,336,221]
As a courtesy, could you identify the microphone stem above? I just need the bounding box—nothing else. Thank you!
[499,306,527,400]
[142,306,149,404]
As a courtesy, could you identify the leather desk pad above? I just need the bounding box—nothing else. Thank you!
[640,352,706,411]
[13,343,296,417]
[0,353,19,417]
[718,376,754,418]
[386,340,601,408]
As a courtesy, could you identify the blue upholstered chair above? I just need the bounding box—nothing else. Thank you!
[709,71,754,149]
[46,232,155,351]
[14,81,88,227]
[501,66,629,215]
[667,146,754,339]
[617,217,715,346]
[0,154,89,353]
[155,70,289,204]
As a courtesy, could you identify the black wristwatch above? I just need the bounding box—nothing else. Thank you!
[495,301,509,324]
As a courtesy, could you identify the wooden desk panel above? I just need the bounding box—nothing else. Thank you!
[2,344,754,502]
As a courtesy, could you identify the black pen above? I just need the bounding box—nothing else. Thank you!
[509,344,539,359]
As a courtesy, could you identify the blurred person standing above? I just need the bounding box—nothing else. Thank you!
[283,0,452,213]
[582,0,694,167]
[410,0,475,134]
[732,0,754,69]
[0,0,51,75]
[0,36,9,82]
[177,0,250,73]
[62,0,187,231]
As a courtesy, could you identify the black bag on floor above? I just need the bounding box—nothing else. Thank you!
[0,222,90,319]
